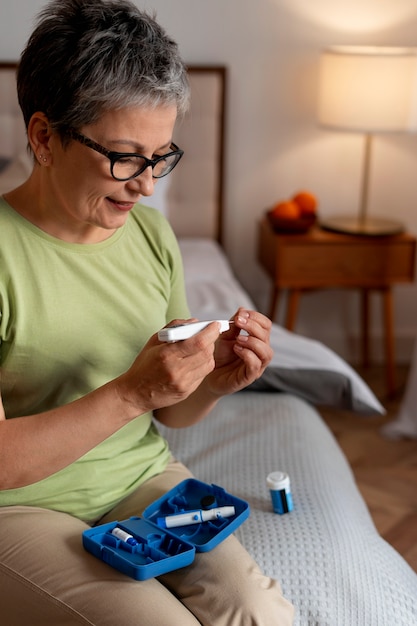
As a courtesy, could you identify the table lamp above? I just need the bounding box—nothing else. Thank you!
[317,45,417,235]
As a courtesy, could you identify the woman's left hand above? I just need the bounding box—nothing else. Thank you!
[204,308,273,397]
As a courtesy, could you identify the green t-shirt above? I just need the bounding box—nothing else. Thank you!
[0,198,189,521]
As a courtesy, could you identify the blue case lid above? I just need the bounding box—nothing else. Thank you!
[82,479,249,580]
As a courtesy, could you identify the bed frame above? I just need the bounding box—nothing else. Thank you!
[171,66,226,244]
[0,62,27,165]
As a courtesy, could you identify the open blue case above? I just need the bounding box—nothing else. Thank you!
[82,479,250,580]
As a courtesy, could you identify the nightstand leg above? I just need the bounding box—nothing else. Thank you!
[382,287,396,397]
[285,290,300,331]
[268,286,280,321]
[361,289,370,368]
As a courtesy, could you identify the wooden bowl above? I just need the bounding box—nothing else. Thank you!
[266,210,316,234]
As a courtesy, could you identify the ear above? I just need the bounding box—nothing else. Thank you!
[27,112,53,166]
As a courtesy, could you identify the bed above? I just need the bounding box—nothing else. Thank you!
[1,63,417,626]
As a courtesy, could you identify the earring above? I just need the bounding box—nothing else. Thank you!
[39,154,47,163]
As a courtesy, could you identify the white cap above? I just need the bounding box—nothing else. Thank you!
[266,471,290,491]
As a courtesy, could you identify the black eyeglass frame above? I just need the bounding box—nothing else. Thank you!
[66,128,184,181]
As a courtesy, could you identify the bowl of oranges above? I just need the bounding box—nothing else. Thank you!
[266,191,318,233]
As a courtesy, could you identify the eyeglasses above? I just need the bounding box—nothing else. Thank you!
[66,128,184,181]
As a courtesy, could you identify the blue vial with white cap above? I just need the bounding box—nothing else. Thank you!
[266,471,293,514]
[111,527,138,547]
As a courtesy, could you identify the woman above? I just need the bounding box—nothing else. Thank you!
[0,1,294,624]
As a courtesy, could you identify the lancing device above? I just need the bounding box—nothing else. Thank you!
[111,527,138,547]
[157,506,236,529]
[158,320,232,342]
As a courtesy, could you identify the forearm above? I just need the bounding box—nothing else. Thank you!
[0,326,221,489]
[0,378,144,490]
[154,380,220,428]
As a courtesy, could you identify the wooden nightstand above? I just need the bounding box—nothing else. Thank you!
[257,217,416,395]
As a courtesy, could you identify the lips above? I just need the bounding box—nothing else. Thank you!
[107,197,136,212]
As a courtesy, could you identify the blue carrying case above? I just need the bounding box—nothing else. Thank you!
[82,479,250,580]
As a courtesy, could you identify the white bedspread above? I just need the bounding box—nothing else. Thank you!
[164,238,417,625]
[158,392,417,626]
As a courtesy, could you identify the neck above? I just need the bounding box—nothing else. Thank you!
[3,174,117,244]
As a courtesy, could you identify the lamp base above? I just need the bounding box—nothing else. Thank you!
[320,215,404,236]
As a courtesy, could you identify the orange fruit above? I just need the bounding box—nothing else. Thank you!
[271,200,300,220]
[292,191,317,216]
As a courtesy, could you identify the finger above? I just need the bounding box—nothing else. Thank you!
[157,323,220,367]
[165,317,199,327]
[0,392,5,421]
[233,309,272,341]
[174,321,221,354]
[159,317,199,335]
[234,333,273,369]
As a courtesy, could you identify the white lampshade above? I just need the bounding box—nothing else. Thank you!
[318,46,417,133]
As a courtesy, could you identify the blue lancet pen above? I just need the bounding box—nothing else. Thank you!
[157,506,235,529]
[111,527,138,546]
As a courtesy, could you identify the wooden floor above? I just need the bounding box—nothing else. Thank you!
[320,363,417,573]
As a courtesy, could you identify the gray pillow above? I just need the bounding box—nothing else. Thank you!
[248,324,384,415]
[179,239,384,416]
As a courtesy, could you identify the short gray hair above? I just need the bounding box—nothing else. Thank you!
[17,0,190,138]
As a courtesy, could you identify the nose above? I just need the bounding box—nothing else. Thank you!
[126,166,155,197]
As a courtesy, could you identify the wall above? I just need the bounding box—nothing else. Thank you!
[1,0,417,363]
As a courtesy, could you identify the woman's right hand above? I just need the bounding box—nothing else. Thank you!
[116,319,222,414]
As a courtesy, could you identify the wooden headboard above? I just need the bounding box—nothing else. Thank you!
[0,63,227,244]
[0,62,27,164]
[171,66,226,244]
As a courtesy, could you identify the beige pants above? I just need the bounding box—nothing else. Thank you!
[0,459,294,625]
